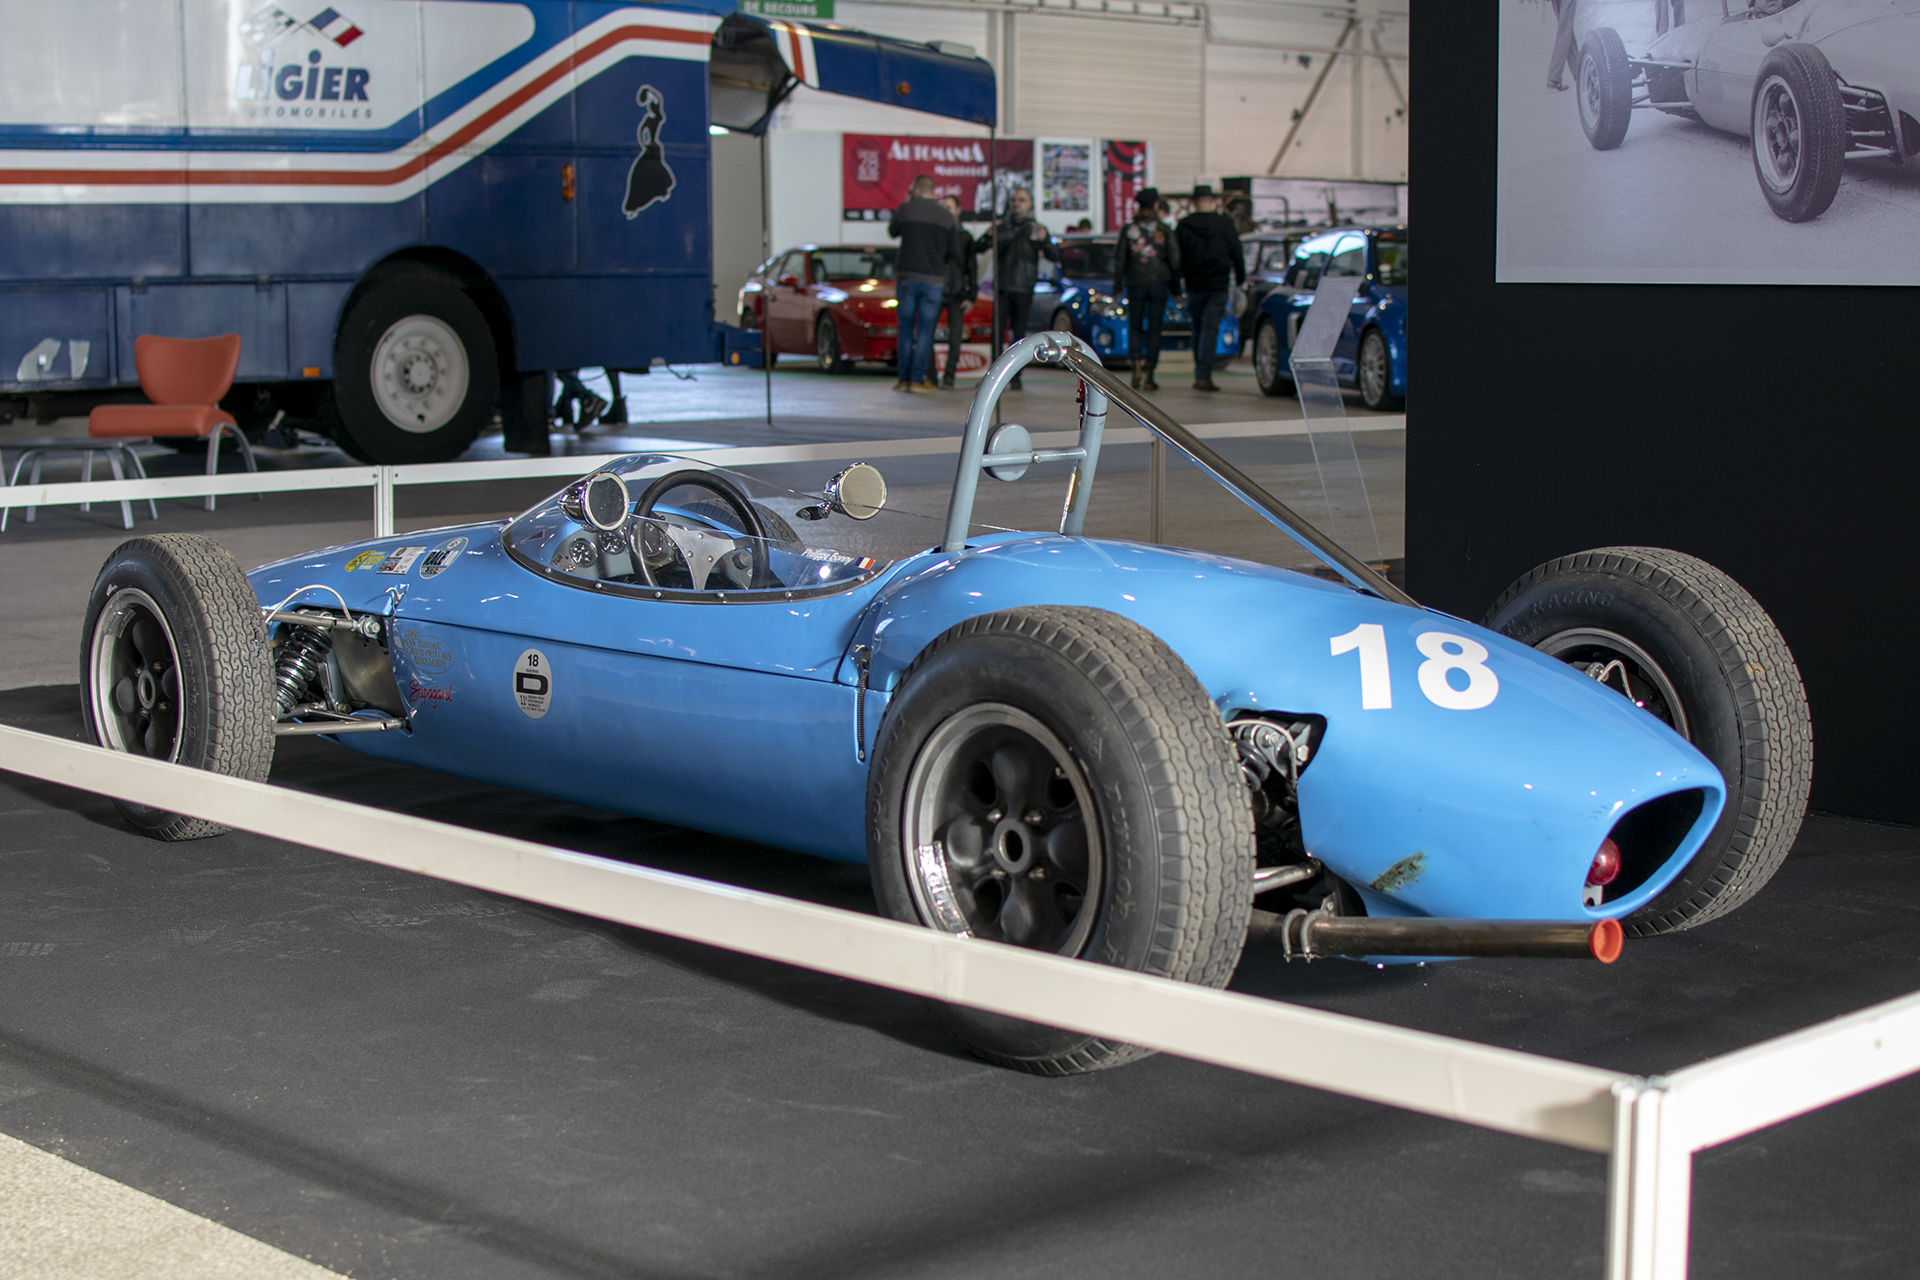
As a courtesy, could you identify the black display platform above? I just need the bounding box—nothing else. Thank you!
[2,683,1916,1278]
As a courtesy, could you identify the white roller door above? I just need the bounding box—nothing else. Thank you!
[1011,16,1203,194]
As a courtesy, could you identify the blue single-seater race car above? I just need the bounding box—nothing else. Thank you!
[1252,225,1406,411]
[79,333,1809,1075]
[1032,234,1239,367]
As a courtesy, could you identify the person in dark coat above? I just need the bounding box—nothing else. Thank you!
[935,195,978,390]
[1175,183,1245,392]
[980,186,1058,391]
[1112,187,1180,391]
[887,174,960,391]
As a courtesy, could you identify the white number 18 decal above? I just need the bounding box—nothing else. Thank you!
[1330,625,1500,711]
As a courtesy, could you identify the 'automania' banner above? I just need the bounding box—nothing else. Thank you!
[842,136,1034,223]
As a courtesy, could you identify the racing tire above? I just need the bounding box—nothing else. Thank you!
[815,313,852,374]
[333,267,500,465]
[1577,28,1633,151]
[868,606,1255,1075]
[1751,44,1846,223]
[1252,316,1295,397]
[1484,547,1812,936]
[1356,328,1400,412]
[1050,308,1078,340]
[79,535,276,841]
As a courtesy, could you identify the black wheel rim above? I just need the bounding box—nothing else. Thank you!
[1755,76,1802,193]
[902,704,1101,954]
[816,317,838,369]
[1255,320,1280,386]
[1538,626,1690,740]
[89,587,184,761]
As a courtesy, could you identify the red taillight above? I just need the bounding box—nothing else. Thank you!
[1588,838,1622,887]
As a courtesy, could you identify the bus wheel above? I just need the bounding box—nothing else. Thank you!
[334,268,499,464]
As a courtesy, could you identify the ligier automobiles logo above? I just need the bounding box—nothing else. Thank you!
[233,4,375,122]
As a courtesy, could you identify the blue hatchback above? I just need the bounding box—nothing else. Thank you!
[1031,235,1239,367]
[1251,226,1405,411]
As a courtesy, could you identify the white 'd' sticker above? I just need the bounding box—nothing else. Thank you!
[513,648,552,719]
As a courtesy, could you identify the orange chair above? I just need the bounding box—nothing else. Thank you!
[88,333,258,512]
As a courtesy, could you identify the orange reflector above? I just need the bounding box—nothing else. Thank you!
[1589,918,1624,964]
[302,366,320,378]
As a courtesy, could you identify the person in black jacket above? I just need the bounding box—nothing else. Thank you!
[981,187,1058,391]
[935,195,978,390]
[1112,187,1180,391]
[887,174,959,392]
[1175,184,1245,392]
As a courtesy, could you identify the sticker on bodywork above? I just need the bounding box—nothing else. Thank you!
[345,550,386,571]
[376,545,428,575]
[418,536,468,579]
[513,649,551,719]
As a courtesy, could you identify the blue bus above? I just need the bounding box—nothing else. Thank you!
[0,0,992,461]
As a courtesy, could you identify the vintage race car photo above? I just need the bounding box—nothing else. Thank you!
[737,243,994,375]
[77,334,1808,1075]
[1577,0,1920,221]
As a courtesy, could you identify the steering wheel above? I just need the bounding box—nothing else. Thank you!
[630,469,775,591]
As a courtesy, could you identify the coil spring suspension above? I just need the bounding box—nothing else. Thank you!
[273,626,332,714]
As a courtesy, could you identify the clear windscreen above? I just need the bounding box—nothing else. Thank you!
[503,455,950,598]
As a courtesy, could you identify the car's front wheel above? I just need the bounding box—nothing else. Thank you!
[1356,328,1400,411]
[1485,547,1812,936]
[868,607,1254,1075]
[1750,43,1846,222]
[1577,28,1633,151]
[80,535,276,841]
[1253,316,1294,397]
[815,313,851,373]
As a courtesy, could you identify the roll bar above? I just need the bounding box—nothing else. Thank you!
[942,332,1415,607]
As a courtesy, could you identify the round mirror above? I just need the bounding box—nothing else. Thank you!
[984,422,1033,482]
[826,463,888,521]
[582,471,630,532]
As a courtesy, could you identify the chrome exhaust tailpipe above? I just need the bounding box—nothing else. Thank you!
[1248,907,1625,964]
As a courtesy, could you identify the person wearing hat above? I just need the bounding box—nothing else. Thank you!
[1176,183,1246,392]
[1112,187,1181,391]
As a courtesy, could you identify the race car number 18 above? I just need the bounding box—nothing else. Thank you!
[514,649,552,719]
[1330,624,1499,711]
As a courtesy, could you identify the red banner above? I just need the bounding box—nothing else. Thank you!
[1102,140,1150,233]
[842,135,1034,225]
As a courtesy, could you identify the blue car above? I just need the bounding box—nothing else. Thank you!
[1252,225,1406,411]
[1033,235,1239,367]
[82,335,1787,1077]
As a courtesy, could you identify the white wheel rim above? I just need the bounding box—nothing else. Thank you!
[1754,75,1802,194]
[1255,321,1279,384]
[1360,335,1388,402]
[370,314,469,434]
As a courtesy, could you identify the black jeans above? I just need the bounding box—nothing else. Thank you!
[996,290,1034,350]
[1188,289,1229,382]
[1127,283,1170,370]
[938,294,972,380]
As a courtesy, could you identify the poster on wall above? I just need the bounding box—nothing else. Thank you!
[842,135,1033,224]
[1497,0,1920,285]
[1041,141,1091,213]
[1102,140,1151,233]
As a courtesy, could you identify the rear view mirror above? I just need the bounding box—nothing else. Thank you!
[778,274,801,288]
[799,463,889,521]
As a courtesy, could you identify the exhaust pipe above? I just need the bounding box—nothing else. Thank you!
[1248,907,1624,964]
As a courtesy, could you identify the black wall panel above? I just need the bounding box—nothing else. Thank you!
[1406,5,1916,823]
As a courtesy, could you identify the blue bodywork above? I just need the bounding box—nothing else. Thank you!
[249,457,1723,927]
[1255,225,1406,399]
[1034,236,1240,366]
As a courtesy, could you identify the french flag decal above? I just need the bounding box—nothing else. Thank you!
[309,7,364,46]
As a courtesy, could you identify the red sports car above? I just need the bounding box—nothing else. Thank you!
[737,244,994,375]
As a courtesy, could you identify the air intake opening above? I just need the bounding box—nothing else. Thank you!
[1602,789,1708,904]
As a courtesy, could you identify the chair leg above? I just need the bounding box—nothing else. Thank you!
[0,449,16,533]
[81,450,94,513]
[105,449,133,530]
[26,453,44,523]
[205,431,220,512]
[229,424,262,501]
[124,447,159,521]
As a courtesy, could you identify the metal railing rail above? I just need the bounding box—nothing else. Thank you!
[3,721,1919,1280]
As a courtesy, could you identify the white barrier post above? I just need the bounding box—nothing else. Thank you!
[374,466,396,538]
[1607,1080,1691,1280]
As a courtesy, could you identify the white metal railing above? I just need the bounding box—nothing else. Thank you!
[0,415,1404,538]
[0,720,1914,1279]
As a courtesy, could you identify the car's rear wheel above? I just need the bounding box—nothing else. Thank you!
[333,267,500,464]
[868,607,1254,1075]
[1751,43,1846,223]
[1577,28,1633,151]
[80,535,276,841]
[1050,307,1077,339]
[815,313,851,373]
[1253,316,1294,397]
[1356,329,1400,411]
[1484,547,1812,936]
